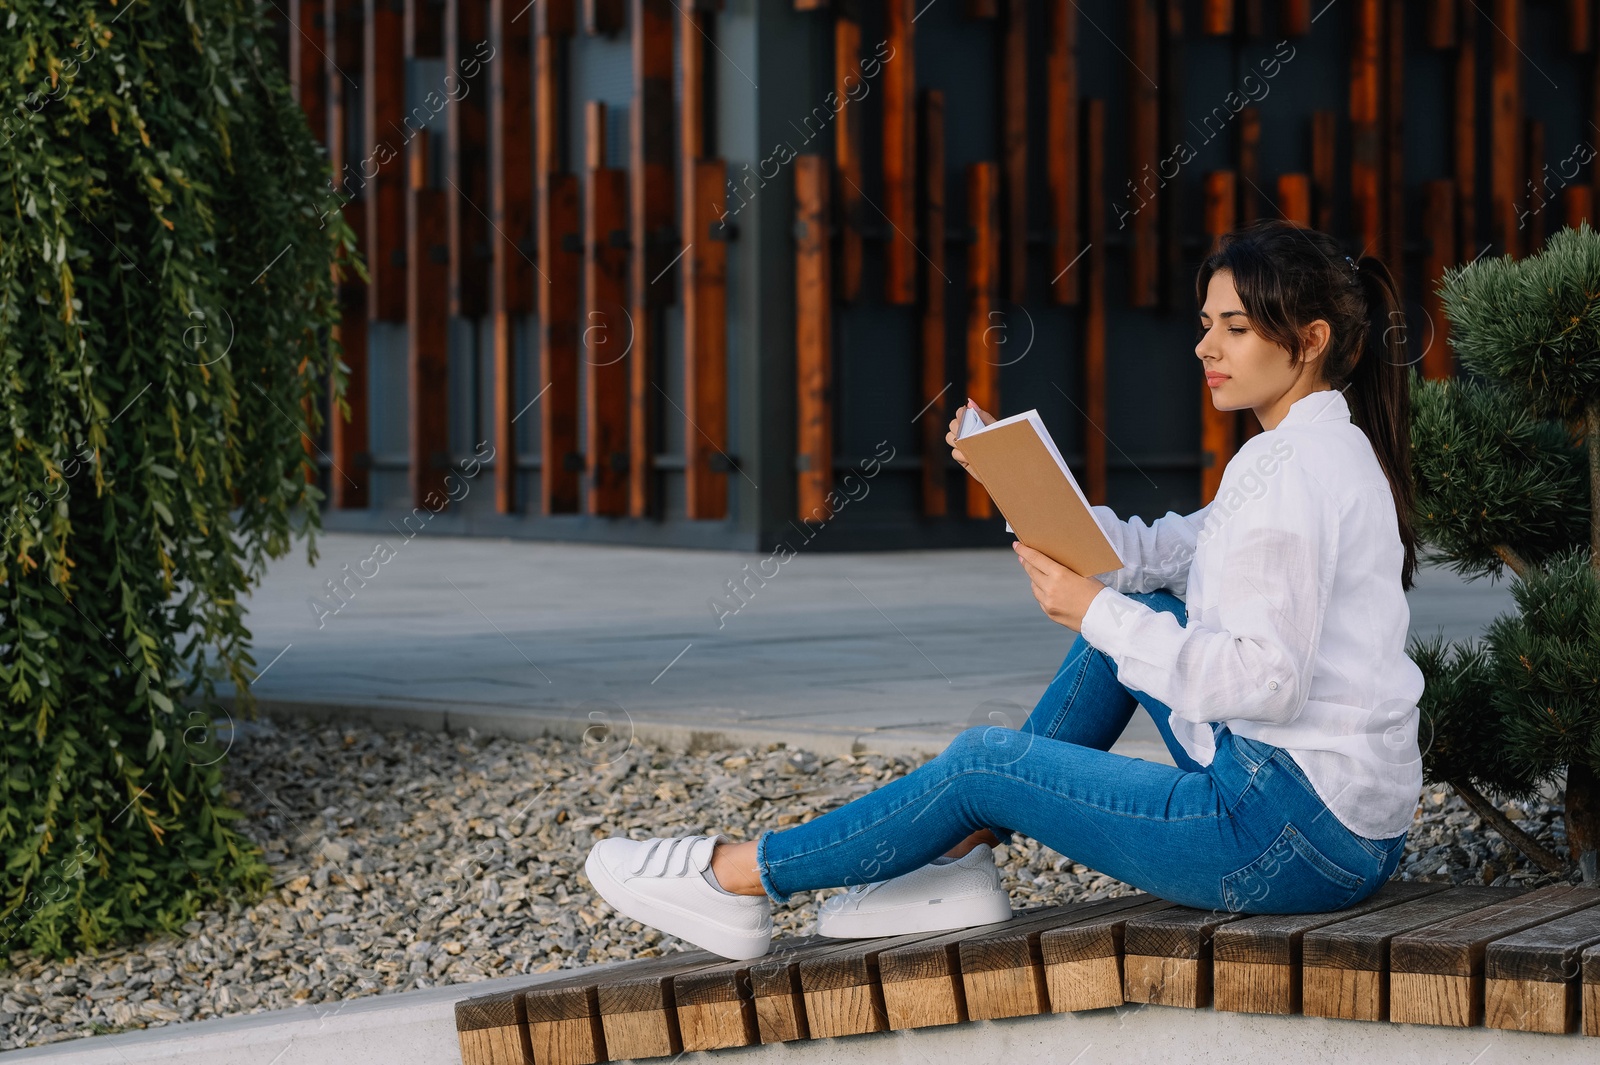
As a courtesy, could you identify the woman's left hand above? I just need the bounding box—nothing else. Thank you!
[1013,542,1108,632]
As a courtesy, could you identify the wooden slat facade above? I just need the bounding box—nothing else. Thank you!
[457,886,1600,1065]
[287,1,1594,553]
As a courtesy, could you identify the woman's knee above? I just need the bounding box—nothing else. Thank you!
[942,724,1040,773]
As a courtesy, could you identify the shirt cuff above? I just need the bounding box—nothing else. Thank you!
[1078,585,1150,661]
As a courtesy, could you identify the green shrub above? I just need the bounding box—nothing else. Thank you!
[0,0,356,955]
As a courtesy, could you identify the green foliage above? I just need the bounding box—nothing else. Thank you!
[0,0,357,956]
[1414,633,1544,801]
[1411,377,1590,583]
[1437,220,1600,421]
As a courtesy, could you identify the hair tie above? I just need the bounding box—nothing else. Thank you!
[1344,254,1360,285]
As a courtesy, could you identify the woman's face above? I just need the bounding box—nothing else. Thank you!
[1195,270,1329,430]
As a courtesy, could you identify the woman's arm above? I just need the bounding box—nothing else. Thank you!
[1078,465,1340,727]
[1090,502,1213,598]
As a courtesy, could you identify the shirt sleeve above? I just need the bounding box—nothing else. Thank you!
[1078,463,1340,726]
[1089,502,1214,599]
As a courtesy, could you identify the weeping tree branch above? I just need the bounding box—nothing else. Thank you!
[1451,778,1567,874]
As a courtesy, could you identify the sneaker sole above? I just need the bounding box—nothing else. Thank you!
[585,848,773,961]
[816,890,1013,939]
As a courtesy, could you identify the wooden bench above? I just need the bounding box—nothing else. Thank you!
[454,884,1600,1065]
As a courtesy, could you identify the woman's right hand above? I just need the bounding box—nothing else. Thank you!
[947,402,997,484]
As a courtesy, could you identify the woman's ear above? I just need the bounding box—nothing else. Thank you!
[1301,318,1332,366]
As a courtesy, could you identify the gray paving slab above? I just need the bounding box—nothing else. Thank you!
[225,532,1517,764]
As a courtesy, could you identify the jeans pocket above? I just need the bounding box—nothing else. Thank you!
[1220,821,1366,914]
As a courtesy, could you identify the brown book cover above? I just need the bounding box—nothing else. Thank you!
[957,408,1125,578]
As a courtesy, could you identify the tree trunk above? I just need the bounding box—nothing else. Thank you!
[1452,778,1567,874]
[1566,762,1600,884]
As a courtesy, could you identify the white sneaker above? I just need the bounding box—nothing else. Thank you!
[815,843,1013,938]
[584,834,774,960]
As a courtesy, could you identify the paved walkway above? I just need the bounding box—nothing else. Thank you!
[230,531,1515,763]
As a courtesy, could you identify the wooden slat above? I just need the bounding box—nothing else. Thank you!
[1046,0,1079,304]
[1238,107,1261,226]
[1203,0,1232,35]
[1390,885,1600,1027]
[365,0,406,322]
[1525,117,1546,251]
[1083,97,1106,506]
[1041,899,1178,1012]
[1584,938,1600,1036]
[584,102,630,516]
[1159,0,1185,310]
[1384,0,1405,275]
[918,89,948,519]
[965,0,998,17]
[673,936,839,1052]
[1485,902,1600,1033]
[795,927,976,1039]
[1200,170,1236,508]
[964,161,1000,521]
[1425,0,1456,48]
[1565,184,1595,230]
[448,0,491,319]
[1128,0,1160,307]
[1571,0,1592,53]
[1282,0,1311,36]
[406,0,451,511]
[1311,109,1336,233]
[1490,0,1522,258]
[583,0,623,35]
[456,990,534,1065]
[537,5,581,514]
[795,154,833,524]
[489,0,534,513]
[834,12,864,302]
[1276,173,1311,225]
[328,0,370,508]
[596,953,738,1061]
[1122,906,1250,1008]
[523,951,716,1065]
[630,0,674,518]
[1001,0,1027,304]
[883,0,917,305]
[749,931,940,1043]
[1301,886,1523,1022]
[1422,179,1457,380]
[1213,882,1447,1016]
[289,0,327,132]
[684,158,730,519]
[1350,0,1381,255]
[1456,2,1478,257]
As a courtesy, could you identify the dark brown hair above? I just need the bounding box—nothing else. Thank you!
[1196,219,1418,591]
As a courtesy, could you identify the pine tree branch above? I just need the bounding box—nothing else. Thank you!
[1587,394,1600,581]
[1451,778,1568,874]
[1492,543,1530,578]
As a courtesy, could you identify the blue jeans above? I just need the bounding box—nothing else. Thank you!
[755,590,1408,914]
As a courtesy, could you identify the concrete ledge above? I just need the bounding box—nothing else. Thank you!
[217,695,1174,765]
[3,963,1590,1064]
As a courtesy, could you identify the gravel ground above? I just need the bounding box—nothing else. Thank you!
[0,718,1582,1049]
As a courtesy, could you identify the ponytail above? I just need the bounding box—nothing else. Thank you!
[1350,255,1419,592]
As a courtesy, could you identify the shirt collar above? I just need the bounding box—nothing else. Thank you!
[1275,386,1351,430]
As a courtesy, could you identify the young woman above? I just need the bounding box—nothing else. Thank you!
[585,219,1425,961]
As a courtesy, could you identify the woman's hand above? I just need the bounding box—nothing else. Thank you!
[1013,542,1109,632]
[947,402,996,484]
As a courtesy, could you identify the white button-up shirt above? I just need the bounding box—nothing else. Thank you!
[1078,386,1424,839]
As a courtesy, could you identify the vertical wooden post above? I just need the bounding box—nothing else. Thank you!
[1384,0,1405,279]
[1563,184,1594,230]
[1569,0,1591,53]
[1047,0,1079,305]
[585,102,631,516]
[1350,0,1382,256]
[1160,0,1185,311]
[329,0,370,508]
[1203,0,1232,35]
[1001,0,1028,304]
[630,0,675,518]
[448,0,491,322]
[1425,0,1456,48]
[537,1,582,514]
[1201,171,1237,507]
[1456,0,1478,258]
[1083,98,1107,508]
[289,0,327,133]
[1238,107,1261,227]
[684,160,730,519]
[489,0,534,513]
[584,0,623,35]
[1277,173,1311,225]
[1128,0,1160,307]
[964,162,1000,520]
[884,0,917,305]
[1490,0,1522,258]
[1422,180,1457,381]
[795,155,833,524]
[1311,110,1336,234]
[835,12,864,302]
[407,3,451,510]
[919,89,948,518]
[365,0,407,323]
[1282,0,1312,37]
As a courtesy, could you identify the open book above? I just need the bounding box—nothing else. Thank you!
[957,407,1126,577]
